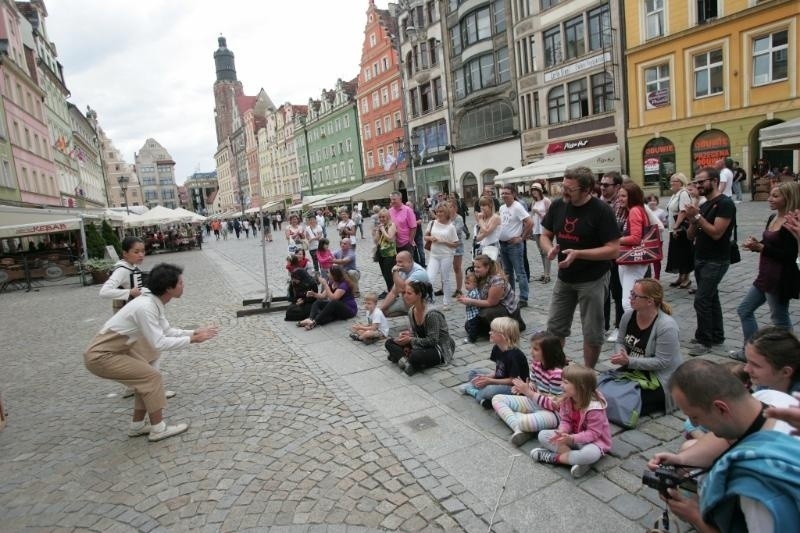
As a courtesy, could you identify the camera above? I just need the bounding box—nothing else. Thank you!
[642,466,697,496]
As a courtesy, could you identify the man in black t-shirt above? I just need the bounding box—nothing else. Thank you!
[684,167,736,355]
[541,166,621,368]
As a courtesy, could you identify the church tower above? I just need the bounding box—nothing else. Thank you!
[213,36,244,145]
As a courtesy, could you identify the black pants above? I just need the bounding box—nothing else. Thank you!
[465,317,482,342]
[523,240,530,280]
[378,255,396,292]
[310,299,355,325]
[604,263,623,330]
[385,339,442,370]
[310,249,319,272]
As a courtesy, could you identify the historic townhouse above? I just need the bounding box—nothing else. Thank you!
[296,78,364,197]
[67,103,105,207]
[0,85,16,205]
[396,0,453,199]
[625,0,799,191]
[357,0,410,194]
[183,171,218,215]
[496,0,624,192]
[134,138,178,209]
[0,0,56,207]
[442,0,521,201]
[98,124,140,209]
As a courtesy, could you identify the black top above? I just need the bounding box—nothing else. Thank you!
[695,194,736,261]
[622,311,656,359]
[542,197,621,283]
[489,346,530,380]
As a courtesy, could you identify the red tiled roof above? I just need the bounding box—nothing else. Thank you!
[235,95,257,114]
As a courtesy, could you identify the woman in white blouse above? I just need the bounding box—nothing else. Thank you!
[424,204,459,307]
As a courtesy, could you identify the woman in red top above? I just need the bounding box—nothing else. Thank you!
[617,182,651,313]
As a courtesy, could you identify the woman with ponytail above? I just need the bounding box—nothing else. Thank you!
[606,278,683,415]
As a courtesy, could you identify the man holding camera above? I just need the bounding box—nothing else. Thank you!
[648,359,800,532]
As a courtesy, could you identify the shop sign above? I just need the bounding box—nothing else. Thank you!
[15,223,68,235]
[691,130,730,172]
[644,158,660,174]
[646,88,670,109]
[547,132,617,154]
[544,52,611,83]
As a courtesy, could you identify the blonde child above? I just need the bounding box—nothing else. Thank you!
[350,293,389,345]
[531,364,611,478]
[459,317,529,408]
[492,331,567,446]
[462,271,482,344]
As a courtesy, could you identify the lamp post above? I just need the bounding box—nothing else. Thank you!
[117,175,130,214]
[299,116,315,195]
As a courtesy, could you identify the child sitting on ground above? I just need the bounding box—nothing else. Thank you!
[459,317,529,408]
[493,331,567,446]
[350,293,390,345]
[531,364,611,478]
[462,272,481,344]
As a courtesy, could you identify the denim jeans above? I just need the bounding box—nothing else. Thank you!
[737,285,792,343]
[463,369,513,403]
[693,259,730,345]
[499,241,529,301]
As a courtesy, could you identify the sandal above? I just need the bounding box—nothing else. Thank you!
[679,280,692,289]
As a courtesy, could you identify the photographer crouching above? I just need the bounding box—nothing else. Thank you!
[646,359,800,533]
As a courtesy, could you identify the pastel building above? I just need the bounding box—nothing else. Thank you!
[134,138,178,209]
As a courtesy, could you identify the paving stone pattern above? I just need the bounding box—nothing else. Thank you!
[0,199,792,531]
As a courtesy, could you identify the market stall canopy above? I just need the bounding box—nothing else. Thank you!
[288,194,334,212]
[0,205,95,238]
[261,200,284,212]
[494,146,621,186]
[309,179,394,208]
[759,118,800,150]
[124,206,190,227]
[173,207,207,222]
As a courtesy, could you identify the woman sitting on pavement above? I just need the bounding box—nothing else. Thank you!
[297,266,358,330]
[456,254,524,343]
[605,278,682,416]
[385,280,455,376]
[284,268,319,322]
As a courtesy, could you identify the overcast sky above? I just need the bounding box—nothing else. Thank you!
[46,1,387,184]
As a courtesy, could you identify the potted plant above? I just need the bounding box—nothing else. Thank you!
[84,257,116,284]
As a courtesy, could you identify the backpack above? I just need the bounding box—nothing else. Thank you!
[597,370,642,429]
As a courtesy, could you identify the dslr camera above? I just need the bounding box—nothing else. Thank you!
[642,466,697,496]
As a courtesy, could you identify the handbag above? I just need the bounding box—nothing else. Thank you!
[617,224,663,265]
[730,222,741,264]
[597,370,642,429]
[372,247,381,262]
[424,221,433,251]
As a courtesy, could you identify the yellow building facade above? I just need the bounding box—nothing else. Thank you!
[625,0,799,191]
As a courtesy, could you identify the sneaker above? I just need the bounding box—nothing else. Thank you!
[688,344,712,357]
[518,300,528,309]
[570,464,591,478]
[606,329,618,342]
[404,364,416,376]
[727,349,746,362]
[128,421,151,437]
[165,390,176,399]
[479,398,493,410]
[434,289,444,296]
[458,383,471,395]
[510,431,532,446]
[349,333,361,341]
[530,448,559,464]
[147,421,189,442]
[462,338,475,345]
[397,356,409,370]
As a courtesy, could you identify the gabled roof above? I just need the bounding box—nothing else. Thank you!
[235,95,258,115]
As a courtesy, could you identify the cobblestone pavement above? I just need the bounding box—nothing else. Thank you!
[0,199,793,532]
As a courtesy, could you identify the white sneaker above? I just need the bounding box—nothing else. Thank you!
[165,390,176,399]
[128,421,151,437]
[462,338,474,345]
[147,421,188,442]
[606,329,618,342]
[570,464,591,478]
[457,383,471,395]
[510,431,532,446]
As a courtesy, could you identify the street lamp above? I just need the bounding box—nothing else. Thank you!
[118,175,130,214]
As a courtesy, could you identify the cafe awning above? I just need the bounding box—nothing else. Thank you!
[495,146,620,186]
[309,179,394,208]
[0,205,92,238]
[760,118,800,150]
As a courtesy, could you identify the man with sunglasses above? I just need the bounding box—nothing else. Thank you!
[541,166,621,368]
[683,167,736,356]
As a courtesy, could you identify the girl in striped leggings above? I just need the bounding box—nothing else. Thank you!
[492,331,567,446]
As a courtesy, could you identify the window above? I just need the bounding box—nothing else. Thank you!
[372,91,380,108]
[496,47,510,83]
[433,77,444,107]
[394,111,401,128]
[370,33,377,47]
[413,119,449,156]
[453,53,501,99]
[753,30,788,86]
[382,56,389,70]
[421,82,432,114]
[492,0,506,33]
[462,7,492,47]
[548,86,566,124]
[381,87,389,104]
[543,27,562,67]
[391,81,400,99]
[645,63,670,93]
[384,116,392,133]
[694,49,723,98]
[515,0,530,19]
[450,25,462,56]
[410,87,420,116]
[459,102,514,147]
[568,79,588,119]
[697,0,718,24]
[428,38,438,66]
[541,0,559,8]
[588,4,611,51]
[364,124,371,140]
[645,0,665,40]
[346,139,352,152]
[564,16,585,60]
[520,92,535,130]
[361,98,369,113]
[378,148,384,166]
[591,72,614,113]
[344,115,350,128]
[375,119,382,136]
[0,160,13,188]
